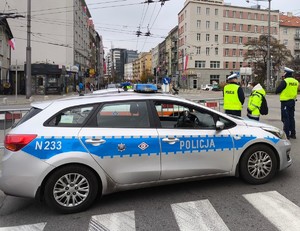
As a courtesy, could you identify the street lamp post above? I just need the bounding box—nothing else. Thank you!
[246,0,271,90]
[266,0,271,91]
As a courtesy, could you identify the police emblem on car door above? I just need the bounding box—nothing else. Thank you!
[79,100,161,184]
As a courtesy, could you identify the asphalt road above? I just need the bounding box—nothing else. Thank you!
[0,91,300,231]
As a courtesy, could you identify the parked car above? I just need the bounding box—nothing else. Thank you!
[201,84,213,91]
[0,85,292,213]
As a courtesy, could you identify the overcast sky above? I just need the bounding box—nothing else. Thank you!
[85,0,299,54]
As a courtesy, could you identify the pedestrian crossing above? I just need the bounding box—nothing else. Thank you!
[1,191,300,231]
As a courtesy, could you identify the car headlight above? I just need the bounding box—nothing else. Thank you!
[262,127,287,140]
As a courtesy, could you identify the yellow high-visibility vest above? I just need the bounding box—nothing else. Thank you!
[223,84,242,110]
[280,78,299,101]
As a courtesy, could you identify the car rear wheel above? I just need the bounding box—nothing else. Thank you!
[44,165,98,213]
[240,145,277,184]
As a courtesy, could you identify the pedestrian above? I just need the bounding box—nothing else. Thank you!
[275,67,299,139]
[247,82,266,121]
[223,73,245,116]
[78,82,84,95]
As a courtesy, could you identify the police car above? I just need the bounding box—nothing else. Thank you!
[0,85,292,213]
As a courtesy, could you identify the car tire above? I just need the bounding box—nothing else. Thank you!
[239,145,277,184]
[44,165,99,214]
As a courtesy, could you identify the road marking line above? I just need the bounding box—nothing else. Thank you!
[88,210,135,231]
[171,199,230,231]
[0,222,46,231]
[243,191,300,231]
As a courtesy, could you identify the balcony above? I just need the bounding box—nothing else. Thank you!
[294,46,300,51]
[295,34,300,40]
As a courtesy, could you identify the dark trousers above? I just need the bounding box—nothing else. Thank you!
[281,100,296,137]
[225,110,241,117]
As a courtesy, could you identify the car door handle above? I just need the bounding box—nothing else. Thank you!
[85,139,106,146]
[162,137,179,144]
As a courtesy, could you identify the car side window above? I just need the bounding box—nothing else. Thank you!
[47,105,95,127]
[154,101,215,129]
[97,101,150,128]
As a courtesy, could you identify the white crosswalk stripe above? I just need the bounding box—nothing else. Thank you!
[1,191,300,231]
[88,210,135,231]
[171,199,230,231]
[243,191,300,231]
[0,222,46,231]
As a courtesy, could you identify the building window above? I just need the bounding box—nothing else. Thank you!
[225,23,229,31]
[206,8,210,15]
[210,61,220,68]
[225,36,229,43]
[239,49,243,57]
[225,10,229,17]
[232,23,236,31]
[273,27,277,35]
[197,20,201,28]
[283,28,287,34]
[215,35,218,43]
[240,62,243,67]
[225,62,229,68]
[240,11,243,19]
[215,9,218,16]
[261,14,264,20]
[254,13,258,20]
[248,13,251,19]
[195,61,206,68]
[206,47,210,55]
[225,49,229,56]
[206,34,210,41]
[239,37,243,44]
[197,33,201,41]
[261,26,265,33]
[233,62,236,69]
[210,75,220,83]
[232,36,236,43]
[239,24,243,32]
[215,22,219,30]
[254,25,258,33]
[197,6,201,14]
[196,47,201,54]
[233,49,236,56]
[206,21,210,29]
[233,11,236,18]
[248,25,251,32]
[283,39,288,46]
[215,47,219,55]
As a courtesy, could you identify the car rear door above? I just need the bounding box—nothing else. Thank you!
[152,100,235,180]
[79,100,161,185]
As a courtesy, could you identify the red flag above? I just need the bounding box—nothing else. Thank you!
[8,39,15,50]
[184,55,189,70]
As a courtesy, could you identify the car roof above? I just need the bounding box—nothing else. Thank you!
[30,92,189,110]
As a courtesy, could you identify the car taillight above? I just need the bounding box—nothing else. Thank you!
[4,134,37,151]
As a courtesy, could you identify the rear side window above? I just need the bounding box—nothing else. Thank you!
[46,105,95,127]
[12,107,42,128]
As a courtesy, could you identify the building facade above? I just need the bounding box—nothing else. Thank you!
[0,0,104,95]
[177,0,279,89]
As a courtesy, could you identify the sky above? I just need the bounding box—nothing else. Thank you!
[85,0,299,54]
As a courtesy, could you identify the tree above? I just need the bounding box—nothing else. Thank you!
[244,35,292,87]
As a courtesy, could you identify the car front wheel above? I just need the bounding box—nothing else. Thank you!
[44,165,98,213]
[240,145,277,184]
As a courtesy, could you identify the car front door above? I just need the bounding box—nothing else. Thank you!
[153,100,235,180]
[79,100,161,185]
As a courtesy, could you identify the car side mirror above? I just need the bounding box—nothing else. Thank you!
[216,121,225,130]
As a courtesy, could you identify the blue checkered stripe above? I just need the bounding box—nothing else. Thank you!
[22,134,279,160]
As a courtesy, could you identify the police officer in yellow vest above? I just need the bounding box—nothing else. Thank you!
[275,67,299,139]
[223,73,245,116]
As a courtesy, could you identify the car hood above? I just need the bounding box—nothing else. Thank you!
[239,117,279,130]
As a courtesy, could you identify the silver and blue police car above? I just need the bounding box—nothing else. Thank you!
[0,84,292,213]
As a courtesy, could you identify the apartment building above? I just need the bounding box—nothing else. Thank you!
[178,0,279,89]
[279,13,300,59]
[0,0,103,94]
